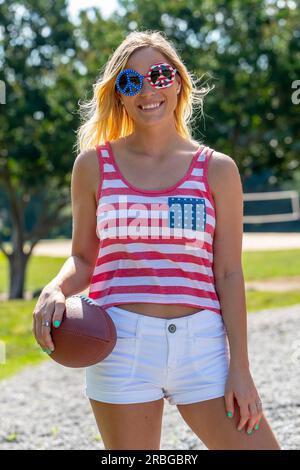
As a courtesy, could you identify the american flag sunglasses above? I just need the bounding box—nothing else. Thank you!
[115,62,177,96]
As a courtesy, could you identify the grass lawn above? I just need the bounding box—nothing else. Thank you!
[0,250,300,381]
[0,299,51,381]
[0,255,70,295]
[242,249,300,280]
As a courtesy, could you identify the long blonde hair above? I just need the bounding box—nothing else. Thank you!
[75,29,214,154]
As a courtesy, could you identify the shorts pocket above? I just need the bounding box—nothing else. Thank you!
[115,321,137,339]
[192,311,226,339]
[191,311,229,381]
[86,320,138,388]
[110,320,137,381]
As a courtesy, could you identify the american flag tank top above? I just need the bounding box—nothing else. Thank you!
[88,140,222,315]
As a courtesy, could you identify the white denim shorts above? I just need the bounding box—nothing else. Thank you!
[84,306,230,405]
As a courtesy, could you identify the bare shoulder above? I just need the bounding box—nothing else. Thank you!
[208,150,239,174]
[74,147,98,171]
[73,147,100,205]
[207,150,242,197]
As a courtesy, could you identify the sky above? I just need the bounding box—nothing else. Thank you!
[67,0,120,21]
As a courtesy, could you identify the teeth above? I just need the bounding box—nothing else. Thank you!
[141,102,162,110]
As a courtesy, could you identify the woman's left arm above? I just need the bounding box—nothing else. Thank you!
[209,152,263,433]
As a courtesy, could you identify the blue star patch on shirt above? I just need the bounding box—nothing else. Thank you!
[168,197,206,231]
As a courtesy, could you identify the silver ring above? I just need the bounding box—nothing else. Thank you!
[41,320,51,327]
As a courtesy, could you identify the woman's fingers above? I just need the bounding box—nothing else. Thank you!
[246,400,259,434]
[236,397,263,433]
[51,296,67,329]
[33,308,53,352]
[236,401,251,431]
[32,286,65,352]
[33,309,43,348]
[40,310,55,351]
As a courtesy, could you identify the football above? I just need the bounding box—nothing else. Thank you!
[49,294,117,368]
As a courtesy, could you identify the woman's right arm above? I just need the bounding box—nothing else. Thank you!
[32,149,100,352]
[49,148,100,296]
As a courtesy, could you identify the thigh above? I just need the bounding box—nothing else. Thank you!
[177,397,281,450]
[89,398,165,450]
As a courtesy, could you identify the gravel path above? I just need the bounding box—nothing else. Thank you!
[0,304,299,450]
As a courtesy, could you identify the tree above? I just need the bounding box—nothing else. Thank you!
[0,0,81,298]
[1,0,300,298]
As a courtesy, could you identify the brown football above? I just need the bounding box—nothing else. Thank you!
[49,295,117,368]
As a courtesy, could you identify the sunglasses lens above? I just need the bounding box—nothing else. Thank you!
[129,74,141,87]
[117,71,141,93]
[118,74,128,89]
[161,65,173,80]
[150,65,173,87]
[150,69,160,84]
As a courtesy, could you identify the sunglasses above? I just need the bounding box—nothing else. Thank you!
[115,62,177,97]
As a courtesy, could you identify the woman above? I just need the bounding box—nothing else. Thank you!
[33,30,281,450]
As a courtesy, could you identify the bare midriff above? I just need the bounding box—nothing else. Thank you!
[114,303,205,319]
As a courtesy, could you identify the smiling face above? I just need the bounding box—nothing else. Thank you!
[115,47,181,126]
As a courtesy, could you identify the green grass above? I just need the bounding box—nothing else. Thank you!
[0,254,69,294]
[0,249,300,382]
[0,299,51,381]
[246,289,300,312]
[242,249,300,280]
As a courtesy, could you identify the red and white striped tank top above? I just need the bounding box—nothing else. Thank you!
[88,140,222,315]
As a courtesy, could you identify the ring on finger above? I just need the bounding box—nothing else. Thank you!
[41,320,51,327]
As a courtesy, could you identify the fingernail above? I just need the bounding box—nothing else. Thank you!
[247,429,253,435]
[237,428,242,432]
[255,424,259,430]
[227,411,233,418]
[54,320,61,328]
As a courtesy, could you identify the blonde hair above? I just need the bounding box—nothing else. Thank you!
[75,29,214,154]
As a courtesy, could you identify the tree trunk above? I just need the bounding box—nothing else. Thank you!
[8,251,29,299]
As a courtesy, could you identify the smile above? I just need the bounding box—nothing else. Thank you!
[138,101,165,111]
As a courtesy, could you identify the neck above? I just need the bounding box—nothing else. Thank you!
[127,121,185,159]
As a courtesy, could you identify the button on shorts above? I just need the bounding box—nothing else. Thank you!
[84,306,230,405]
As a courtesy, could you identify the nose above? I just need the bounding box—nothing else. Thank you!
[139,77,156,95]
